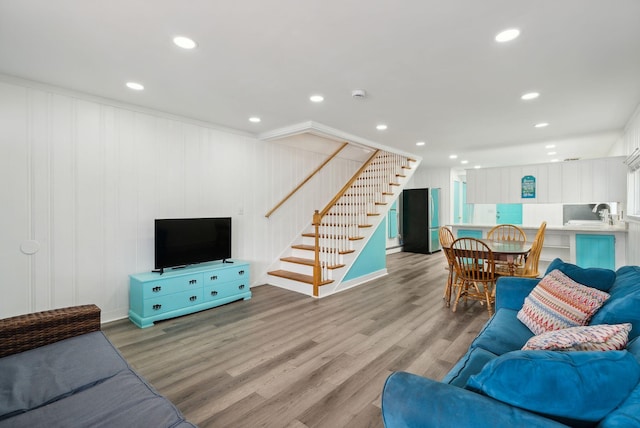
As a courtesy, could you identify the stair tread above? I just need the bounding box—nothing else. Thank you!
[280,256,314,266]
[268,270,333,285]
[280,257,345,270]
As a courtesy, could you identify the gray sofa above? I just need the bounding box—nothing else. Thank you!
[0,304,194,427]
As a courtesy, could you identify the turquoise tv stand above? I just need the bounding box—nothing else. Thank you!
[129,259,251,328]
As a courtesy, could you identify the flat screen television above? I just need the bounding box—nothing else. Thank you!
[154,217,231,273]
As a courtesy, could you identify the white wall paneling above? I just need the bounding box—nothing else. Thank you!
[0,78,362,322]
[616,103,640,265]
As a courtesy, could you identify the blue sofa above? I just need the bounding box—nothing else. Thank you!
[382,259,640,427]
[0,305,194,428]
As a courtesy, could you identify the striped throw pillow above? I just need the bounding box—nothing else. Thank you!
[517,269,610,335]
[523,323,632,351]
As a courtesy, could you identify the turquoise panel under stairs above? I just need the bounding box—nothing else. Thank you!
[343,222,386,281]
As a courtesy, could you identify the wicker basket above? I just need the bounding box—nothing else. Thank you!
[0,304,101,358]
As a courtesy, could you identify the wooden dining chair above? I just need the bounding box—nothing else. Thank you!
[496,221,547,278]
[487,224,527,242]
[487,224,527,268]
[451,237,496,317]
[438,226,456,306]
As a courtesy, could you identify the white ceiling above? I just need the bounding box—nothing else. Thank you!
[1,0,639,169]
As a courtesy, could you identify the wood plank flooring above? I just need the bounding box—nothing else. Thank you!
[103,251,489,428]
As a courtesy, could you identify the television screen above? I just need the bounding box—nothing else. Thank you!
[154,217,231,271]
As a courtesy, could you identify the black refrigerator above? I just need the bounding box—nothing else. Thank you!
[401,188,441,254]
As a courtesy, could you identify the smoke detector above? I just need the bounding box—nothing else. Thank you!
[352,89,367,99]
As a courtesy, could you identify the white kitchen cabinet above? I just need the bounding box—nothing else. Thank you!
[508,167,522,203]
[561,161,580,203]
[601,157,626,202]
[466,156,626,204]
[546,163,563,203]
[465,168,483,203]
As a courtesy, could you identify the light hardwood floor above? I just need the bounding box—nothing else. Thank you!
[104,251,489,428]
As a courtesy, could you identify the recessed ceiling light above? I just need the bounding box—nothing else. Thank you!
[126,82,144,91]
[173,36,197,49]
[474,165,482,169]
[534,122,549,128]
[416,141,425,146]
[461,160,469,164]
[376,124,388,131]
[449,154,458,159]
[545,144,556,149]
[521,92,540,100]
[550,159,560,163]
[548,151,557,155]
[249,116,261,123]
[495,28,520,43]
[310,95,324,103]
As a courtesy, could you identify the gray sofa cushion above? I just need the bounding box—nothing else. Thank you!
[0,331,129,419]
[0,331,194,427]
[0,370,193,428]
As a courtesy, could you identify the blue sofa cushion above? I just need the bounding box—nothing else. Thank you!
[383,371,570,428]
[466,350,640,424]
[469,308,534,355]
[598,382,640,428]
[590,266,640,340]
[442,347,497,388]
[544,258,616,292]
[495,276,540,311]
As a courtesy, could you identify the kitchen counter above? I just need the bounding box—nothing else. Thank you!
[451,223,628,233]
[449,224,627,271]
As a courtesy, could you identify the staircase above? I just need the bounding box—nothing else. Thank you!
[267,150,419,297]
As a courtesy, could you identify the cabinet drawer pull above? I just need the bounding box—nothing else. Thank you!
[238,270,245,275]
[211,290,218,296]
[239,284,245,290]
[210,275,218,281]
[189,295,198,302]
[152,286,162,292]
[189,279,198,285]
[152,304,162,311]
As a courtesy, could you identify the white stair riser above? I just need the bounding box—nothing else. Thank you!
[267,276,315,297]
[292,248,315,258]
[280,261,313,275]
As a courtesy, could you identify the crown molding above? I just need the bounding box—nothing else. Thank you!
[259,121,421,161]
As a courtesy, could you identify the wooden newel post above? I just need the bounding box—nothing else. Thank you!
[312,210,322,297]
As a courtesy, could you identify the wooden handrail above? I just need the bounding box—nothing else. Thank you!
[311,149,381,296]
[265,142,349,218]
[317,150,380,219]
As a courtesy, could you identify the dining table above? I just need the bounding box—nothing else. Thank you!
[444,238,533,276]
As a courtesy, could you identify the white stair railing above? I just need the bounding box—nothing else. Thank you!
[312,151,413,295]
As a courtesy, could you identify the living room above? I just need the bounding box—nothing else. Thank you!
[2,1,640,427]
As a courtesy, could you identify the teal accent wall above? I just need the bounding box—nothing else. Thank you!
[344,221,386,281]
